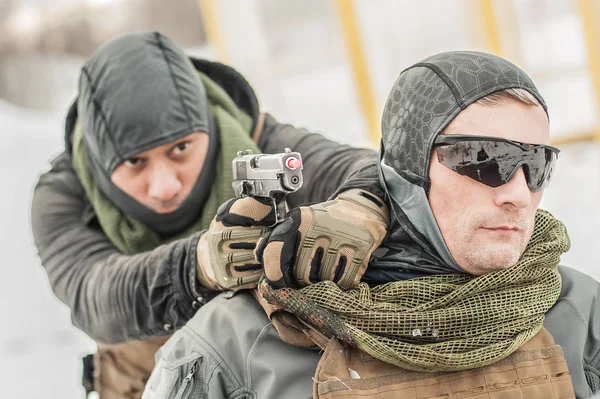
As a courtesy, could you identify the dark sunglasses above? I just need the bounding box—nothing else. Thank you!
[432,135,560,192]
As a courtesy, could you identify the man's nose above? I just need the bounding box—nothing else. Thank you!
[147,163,182,202]
[493,167,532,209]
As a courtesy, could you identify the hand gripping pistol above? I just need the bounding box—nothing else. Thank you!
[232,148,303,225]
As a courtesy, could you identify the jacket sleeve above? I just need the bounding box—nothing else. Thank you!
[257,113,382,206]
[31,152,212,344]
[582,274,600,395]
[546,266,600,398]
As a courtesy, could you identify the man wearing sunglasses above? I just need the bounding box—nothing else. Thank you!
[144,51,599,399]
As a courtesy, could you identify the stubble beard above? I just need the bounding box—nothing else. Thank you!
[455,217,534,276]
[460,238,524,275]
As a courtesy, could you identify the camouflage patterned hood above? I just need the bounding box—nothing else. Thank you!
[375,51,548,277]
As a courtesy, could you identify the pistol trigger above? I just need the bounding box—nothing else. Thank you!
[272,198,287,226]
[241,181,251,197]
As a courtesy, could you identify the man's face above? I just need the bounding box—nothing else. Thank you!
[428,101,550,275]
[111,132,209,213]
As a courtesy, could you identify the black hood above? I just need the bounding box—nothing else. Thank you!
[373,51,547,278]
[64,31,260,236]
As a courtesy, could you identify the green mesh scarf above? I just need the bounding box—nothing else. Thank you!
[72,72,260,254]
[259,209,570,372]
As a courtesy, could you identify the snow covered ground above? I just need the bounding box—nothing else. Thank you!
[0,97,598,398]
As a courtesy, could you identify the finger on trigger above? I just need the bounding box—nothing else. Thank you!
[230,197,273,222]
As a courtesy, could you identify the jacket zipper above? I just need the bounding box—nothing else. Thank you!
[173,360,198,399]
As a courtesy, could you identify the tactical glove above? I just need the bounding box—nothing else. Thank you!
[196,197,275,291]
[256,189,389,290]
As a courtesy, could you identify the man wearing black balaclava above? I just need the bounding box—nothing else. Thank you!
[145,51,600,399]
[30,32,384,398]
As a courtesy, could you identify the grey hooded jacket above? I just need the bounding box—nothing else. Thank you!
[30,49,378,345]
[144,51,600,399]
[143,167,600,399]
[143,265,600,399]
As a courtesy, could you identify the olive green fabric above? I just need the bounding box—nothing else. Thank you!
[72,72,259,254]
[259,209,570,372]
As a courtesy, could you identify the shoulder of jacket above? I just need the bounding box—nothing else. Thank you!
[259,112,316,137]
[154,292,271,394]
[36,151,80,191]
[184,291,272,366]
[555,266,600,394]
[558,265,600,298]
[32,150,100,235]
[553,265,600,324]
[187,291,270,330]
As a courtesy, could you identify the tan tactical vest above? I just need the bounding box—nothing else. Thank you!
[255,292,576,399]
[92,337,168,399]
[313,329,575,399]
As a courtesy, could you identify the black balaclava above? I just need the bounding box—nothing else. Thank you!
[77,31,218,236]
[371,51,548,281]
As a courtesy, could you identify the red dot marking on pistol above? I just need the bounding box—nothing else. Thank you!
[285,157,302,170]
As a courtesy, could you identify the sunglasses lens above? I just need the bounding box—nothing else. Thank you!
[436,140,557,190]
[525,149,557,192]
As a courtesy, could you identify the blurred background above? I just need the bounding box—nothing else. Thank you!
[0,0,598,397]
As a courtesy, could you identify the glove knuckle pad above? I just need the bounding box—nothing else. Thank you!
[201,226,266,290]
[295,210,375,287]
